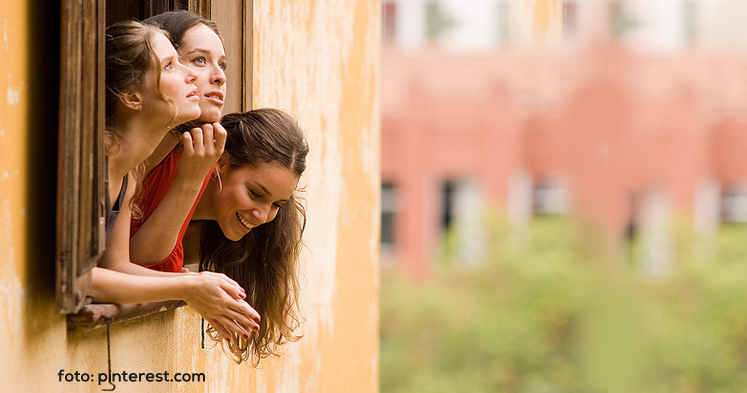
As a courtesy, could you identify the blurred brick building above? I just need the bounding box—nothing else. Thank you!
[381,0,747,276]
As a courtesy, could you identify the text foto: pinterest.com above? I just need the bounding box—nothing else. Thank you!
[58,369,206,385]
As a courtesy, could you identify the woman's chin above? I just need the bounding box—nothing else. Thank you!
[198,109,223,124]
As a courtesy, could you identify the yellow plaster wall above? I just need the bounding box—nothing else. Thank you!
[0,1,379,392]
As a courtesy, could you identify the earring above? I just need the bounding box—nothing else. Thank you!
[213,169,223,192]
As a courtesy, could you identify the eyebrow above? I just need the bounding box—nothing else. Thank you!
[161,54,177,65]
[252,182,289,204]
[184,48,227,60]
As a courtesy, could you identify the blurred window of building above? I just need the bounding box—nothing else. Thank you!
[609,0,636,39]
[381,183,399,249]
[683,0,696,47]
[532,178,569,215]
[440,180,456,230]
[721,187,747,223]
[425,0,454,41]
[383,0,397,42]
[495,0,510,45]
[562,0,577,40]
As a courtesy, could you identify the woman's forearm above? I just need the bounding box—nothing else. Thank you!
[130,176,205,264]
[90,267,190,304]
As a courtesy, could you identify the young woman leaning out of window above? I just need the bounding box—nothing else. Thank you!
[90,20,260,342]
[125,11,309,366]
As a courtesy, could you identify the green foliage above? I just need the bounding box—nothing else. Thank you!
[381,217,600,393]
[381,218,747,392]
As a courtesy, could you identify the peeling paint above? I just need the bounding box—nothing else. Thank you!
[6,87,20,105]
[3,20,8,54]
[0,199,16,270]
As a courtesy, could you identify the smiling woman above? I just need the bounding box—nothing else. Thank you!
[191,109,309,366]
[88,20,262,342]
[130,106,309,366]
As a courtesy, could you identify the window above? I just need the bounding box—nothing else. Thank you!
[381,183,399,248]
[609,0,636,39]
[56,0,107,314]
[532,178,568,215]
[383,1,397,43]
[721,187,747,223]
[683,0,696,47]
[495,0,510,45]
[425,1,454,42]
[56,0,230,318]
[562,0,577,40]
[440,180,456,231]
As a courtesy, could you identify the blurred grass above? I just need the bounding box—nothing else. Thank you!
[380,217,747,392]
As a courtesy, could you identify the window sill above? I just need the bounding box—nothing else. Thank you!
[67,300,187,330]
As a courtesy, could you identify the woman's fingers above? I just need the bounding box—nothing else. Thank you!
[212,272,246,300]
[189,126,205,155]
[219,317,251,339]
[225,306,261,331]
[181,131,194,155]
[212,122,227,150]
[206,318,232,340]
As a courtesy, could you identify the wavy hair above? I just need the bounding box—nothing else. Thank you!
[105,20,170,217]
[199,109,309,366]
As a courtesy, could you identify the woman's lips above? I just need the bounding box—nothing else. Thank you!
[187,88,200,101]
[204,91,224,105]
[236,212,254,231]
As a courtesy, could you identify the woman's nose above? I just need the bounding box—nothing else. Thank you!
[252,204,270,224]
[212,65,226,85]
[182,63,198,83]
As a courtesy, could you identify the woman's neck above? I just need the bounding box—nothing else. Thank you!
[192,178,218,221]
[108,115,171,182]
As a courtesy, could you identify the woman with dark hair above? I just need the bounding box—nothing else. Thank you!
[128,11,309,366]
[91,20,261,341]
[190,109,308,366]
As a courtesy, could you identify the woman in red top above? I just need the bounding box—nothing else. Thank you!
[130,11,308,367]
[93,20,261,341]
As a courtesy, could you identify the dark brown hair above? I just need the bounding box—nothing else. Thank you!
[144,10,223,133]
[144,10,222,50]
[200,109,309,366]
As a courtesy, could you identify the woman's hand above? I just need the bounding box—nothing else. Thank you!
[180,271,261,340]
[178,122,227,181]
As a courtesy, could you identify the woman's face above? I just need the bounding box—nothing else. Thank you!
[178,24,227,123]
[140,32,201,126]
[211,160,299,241]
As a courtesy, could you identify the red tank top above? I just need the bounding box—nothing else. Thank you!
[130,148,211,272]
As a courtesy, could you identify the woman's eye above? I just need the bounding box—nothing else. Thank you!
[192,56,206,66]
[272,203,282,209]
[249,190,262,199]
[164,61,174,70]
[219,62,227,71]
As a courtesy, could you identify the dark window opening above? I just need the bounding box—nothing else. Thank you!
[381,183,398,246]
[440,180,456,231]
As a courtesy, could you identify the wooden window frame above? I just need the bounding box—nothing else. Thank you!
[56,0,213,320]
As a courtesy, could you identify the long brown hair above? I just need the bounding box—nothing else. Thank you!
[200,109,309,366]
[105,20,170,217]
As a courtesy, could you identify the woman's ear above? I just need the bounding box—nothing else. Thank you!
[118,89,143,111]
[217,151,231,170]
